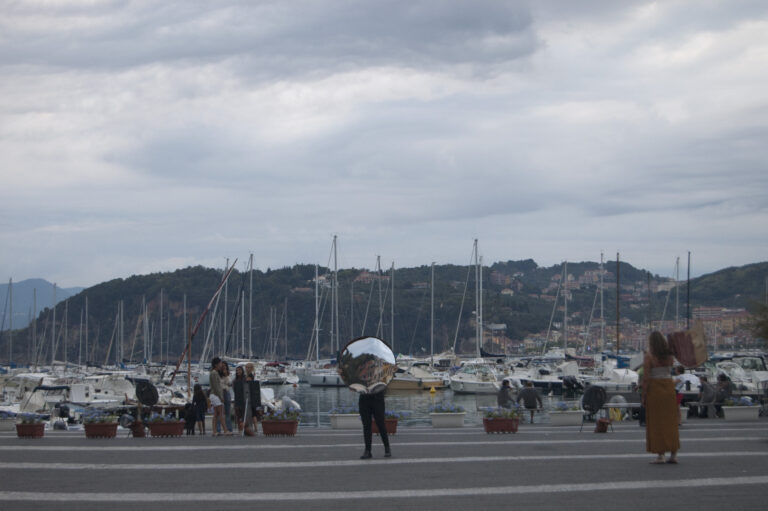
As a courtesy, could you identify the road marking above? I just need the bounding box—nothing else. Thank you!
[0,435,763,451]
[1,475,767,501]
[1,451,767,470]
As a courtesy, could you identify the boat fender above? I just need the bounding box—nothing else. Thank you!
[323,376,326,383]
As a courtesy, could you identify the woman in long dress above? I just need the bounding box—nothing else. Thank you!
[642,331,680,464]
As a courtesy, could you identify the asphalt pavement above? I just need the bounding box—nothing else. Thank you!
[1,417,767,511]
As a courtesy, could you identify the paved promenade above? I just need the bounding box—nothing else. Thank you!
[1,418,767,511]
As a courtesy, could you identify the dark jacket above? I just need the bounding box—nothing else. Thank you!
[497,387,514,408]
[517,387,542,409]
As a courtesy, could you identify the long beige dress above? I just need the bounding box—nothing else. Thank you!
[645,365,680,454]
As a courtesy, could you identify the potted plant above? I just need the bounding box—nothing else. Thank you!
[147,413,185,437]
[261,406,301,436]
[83,413,119,439]
[372,410,409,435]
[549,401,584,426]
[329,406,361,429]
[482,407,520,433]
[429,402,466,428]
[721,397,759,421]
[16,413,46,439]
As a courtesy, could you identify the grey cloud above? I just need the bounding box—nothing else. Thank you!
[1,0,538,75]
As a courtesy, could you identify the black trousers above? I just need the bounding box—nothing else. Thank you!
[359,392,390,451]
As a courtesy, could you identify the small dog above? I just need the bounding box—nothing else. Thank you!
[183,403,196,435]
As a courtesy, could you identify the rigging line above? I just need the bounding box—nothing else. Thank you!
[407,285,430,355]
[302,282,331,359]
[360,263,377,336]
[580,282,600,356]
[103,309,119,366]
[541,266,564,355]
[659,259,678,326]
[375,274,392,340]
[0,283,9,332]
[223,272,249,355]
[452,243,477,353]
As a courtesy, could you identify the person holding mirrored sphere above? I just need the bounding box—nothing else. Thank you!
[358,390,391,459]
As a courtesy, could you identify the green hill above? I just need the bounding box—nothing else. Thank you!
[1,260,766,364]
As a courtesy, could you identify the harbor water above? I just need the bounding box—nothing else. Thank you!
[269,384,564,427]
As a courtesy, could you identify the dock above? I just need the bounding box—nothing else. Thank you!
[1,418,767,510]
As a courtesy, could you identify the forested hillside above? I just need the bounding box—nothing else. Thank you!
[1,260,766,364]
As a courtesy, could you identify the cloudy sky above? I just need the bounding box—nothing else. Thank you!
[1,0,767,288]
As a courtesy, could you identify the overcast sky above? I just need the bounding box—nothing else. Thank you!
[1,0,767,288]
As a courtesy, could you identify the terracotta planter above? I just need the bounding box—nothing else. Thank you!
[84,422,118,439]
[430,412,465,428]
[261,420,299,436]
[549,410,584,426]
[372,418,398,435]
[148,421,185,437]
[329,414,361,429]
[722,406,759,421]
[483,417,519,434]
[16,423,45,439]
[131,422,146,437]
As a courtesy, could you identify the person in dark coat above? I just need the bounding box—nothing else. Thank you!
[517,382,543,424]
[192,384,208,436]
[497,379,515,408]
[243,363,262,435]
[358,391,391,459]
[232,366,246,432]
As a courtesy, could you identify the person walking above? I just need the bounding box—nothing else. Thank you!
[517,382,543,424]
[642,331,680,464]
[192,384,208,436]
[358,391,391,459]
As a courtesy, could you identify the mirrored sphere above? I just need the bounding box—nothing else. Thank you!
[338,336,397,394]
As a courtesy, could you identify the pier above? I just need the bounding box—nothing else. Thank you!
[1,418,767,510]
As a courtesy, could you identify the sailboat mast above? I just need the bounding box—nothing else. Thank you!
[376,255,382,338]
[479,254,483,358]
[79,308,83,366]
[473,239,480,358]
[32,288,37,368]
[63,299,68,366]
[563,261,568,352]
[84,295,88,366]
[315,264,319,362]
[686,251,691,330]
[391,261,395,353]
[249,253,253,358]
[52,283,56,364]
[599,252,604,351]
[333,235,338,354]
[8,278,12,364]
[430,262,434,367]
[616,253,620,354]
[675,257,680,330]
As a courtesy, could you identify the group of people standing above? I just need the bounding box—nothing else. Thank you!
[497,380,543,424]
[189,357,263,436]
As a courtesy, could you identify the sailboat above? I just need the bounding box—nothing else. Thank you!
[308,237,346,387]
[449,240,501,394]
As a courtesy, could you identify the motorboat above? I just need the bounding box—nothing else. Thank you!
[388,364,446,391]
[449,362,500,394]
